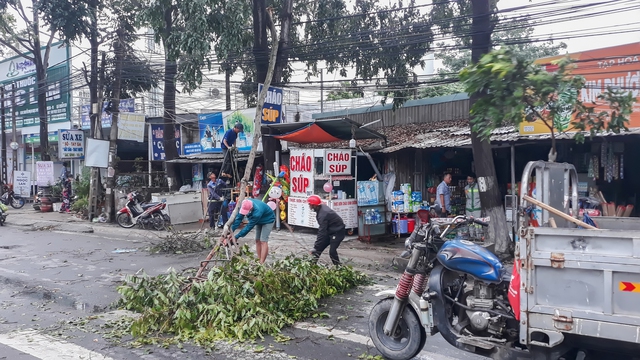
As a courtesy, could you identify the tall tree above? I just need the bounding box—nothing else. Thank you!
[139,0,250,189]
[0,0,89,161]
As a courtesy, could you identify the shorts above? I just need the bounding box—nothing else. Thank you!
[254,222,274,242]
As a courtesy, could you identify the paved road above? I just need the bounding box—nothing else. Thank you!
[0,225,482,360]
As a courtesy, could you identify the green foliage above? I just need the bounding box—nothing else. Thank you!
[116,247,369,343]
[71,196,88,212]
[327,82,364,101]
[74,167,91,199]
[138,0,252,94]
[418,82,465,99]
[227,111,255,134]
[459,48,636,151]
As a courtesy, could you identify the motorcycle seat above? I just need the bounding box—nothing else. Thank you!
[141,202,160,209]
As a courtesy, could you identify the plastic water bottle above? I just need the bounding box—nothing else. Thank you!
[365,209,372,225]
[373,209,380,224]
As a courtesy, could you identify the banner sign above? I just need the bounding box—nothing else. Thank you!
[13,171,30,196]
[184,143,202,156]
[58,129,85,159]
[150,124,181,161]
[289,149,314,197]
[220,108,259,152]
[0,43,71,129]
[323,149,352,175]
[198,112,224,153]
[258,84,285,124]
[118,113,145,142]
[80,98,135,129]
[25,131,58,144]
[36,161,55,187]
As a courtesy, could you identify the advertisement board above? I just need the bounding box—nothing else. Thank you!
[0,43,71,129]
[198,112,224,153]
[150,125,181,161]
[220,108,259,152]
[289,149,314,197]
[36,161,55,186]
[13,171,30,196]
[80,98,135,129]
[323,149,352,175]
[520,42,640,135]
[58,129,85,159]
[258,84,285,124]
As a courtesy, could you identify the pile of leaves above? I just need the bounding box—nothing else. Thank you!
[116,246,369,344]
[149,230,210,254]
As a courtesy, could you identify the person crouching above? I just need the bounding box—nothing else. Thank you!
[231,199,275,264]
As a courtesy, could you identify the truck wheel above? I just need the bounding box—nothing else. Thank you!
[369,298,425,360]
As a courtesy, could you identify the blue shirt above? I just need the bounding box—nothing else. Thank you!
[221,129,237,149]
[207,178,225,200]
[436,181,451,211]
[231,199,275,238]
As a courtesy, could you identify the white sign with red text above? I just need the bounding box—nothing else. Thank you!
[323,149,352,175]
[290,149,314,197]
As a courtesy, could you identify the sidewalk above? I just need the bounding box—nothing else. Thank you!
[4,207,408,274]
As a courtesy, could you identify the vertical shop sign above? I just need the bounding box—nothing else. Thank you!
[36,161,55,186]
[150,124,181,160]
[289,149,314,196]
[13,171,30,196]
[258,84,285,124]
[58,129,85,159]
[323,149,351,175]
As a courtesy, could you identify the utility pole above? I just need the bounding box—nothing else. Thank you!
[1,87,6,186]
[320,69,324,113]
[225,66,231,111]
[11,84,17,176]
[413,73,418,100]
[105,29,125,222]
[88,52,107,220]
[469,0,510,257]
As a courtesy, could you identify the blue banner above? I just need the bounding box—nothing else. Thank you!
[198,112,224,153]
[184,143,202,156]
[150,124,181,161]
[258,84,285,124]
[81,98,135,129]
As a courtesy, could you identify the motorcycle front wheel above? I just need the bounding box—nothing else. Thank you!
[116,213,135,228]
[369,298,426,360]
[10,196,25,209]
[151,213,166,231]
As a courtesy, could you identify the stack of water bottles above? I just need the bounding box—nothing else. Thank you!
[364,208,382,225]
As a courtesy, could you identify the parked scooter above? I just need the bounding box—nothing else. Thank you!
[369,214,531,360]
[116,191,171,230]
[1,185,25,209]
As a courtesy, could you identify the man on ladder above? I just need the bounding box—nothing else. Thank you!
[220,123,243,180]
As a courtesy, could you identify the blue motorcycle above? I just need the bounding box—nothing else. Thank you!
[369,215,529,360]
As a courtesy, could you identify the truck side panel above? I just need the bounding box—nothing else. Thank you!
[519,227,640,347]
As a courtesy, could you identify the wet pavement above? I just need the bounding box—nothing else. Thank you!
[0,210,481,360]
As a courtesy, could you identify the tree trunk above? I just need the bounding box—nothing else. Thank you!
[89,0,99,138]
[162,8,180,190]
[105,29,124,222]
[30,31,50,161]
[252,0,269,85]
[470,0,510,257]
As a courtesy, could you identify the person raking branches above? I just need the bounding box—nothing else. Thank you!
[307,195,346,266]
[230,198,275,264]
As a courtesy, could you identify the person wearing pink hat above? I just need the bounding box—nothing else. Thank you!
[231,198,276,264]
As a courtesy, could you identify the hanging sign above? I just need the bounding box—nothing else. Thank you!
[258,84,285,124]
[118,113,145,142]
[58,129,84,159]
[324,149,352,175]
[289,149,314,196]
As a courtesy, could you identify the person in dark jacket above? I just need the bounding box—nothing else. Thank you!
[307,194,346,265]
[207,172,227,230]
[231,198,275,264]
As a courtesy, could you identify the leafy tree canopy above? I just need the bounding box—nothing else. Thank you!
[326,81,364,101]
[459,48,636,159]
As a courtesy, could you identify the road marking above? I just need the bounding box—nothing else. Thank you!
[292,322,459,360]
[0,329,116,360]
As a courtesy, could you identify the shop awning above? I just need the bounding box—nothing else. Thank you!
[262,117,386,144]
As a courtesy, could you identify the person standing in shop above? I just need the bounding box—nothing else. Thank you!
[435,172,452,217]
[220,123,243,178]
[207,172,228,231]
[465,173,482,218]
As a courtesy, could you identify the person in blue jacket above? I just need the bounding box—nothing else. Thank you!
[231,198,275,264]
